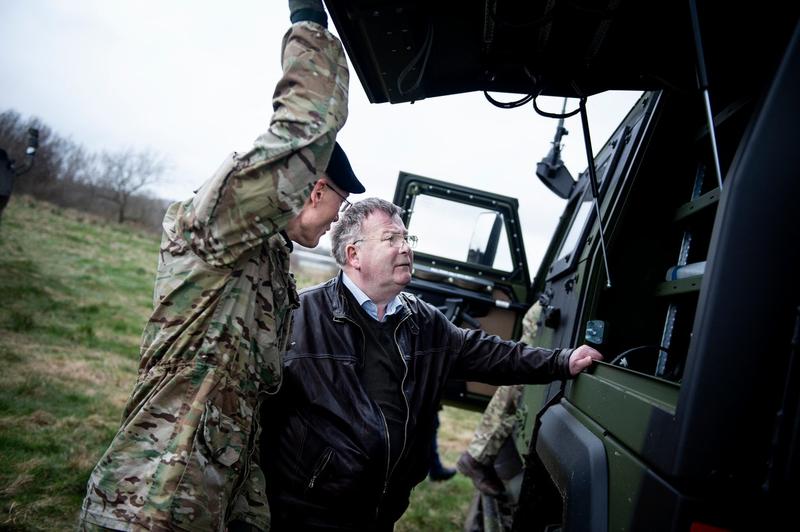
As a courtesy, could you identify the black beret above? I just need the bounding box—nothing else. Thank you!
[326,142,365,194]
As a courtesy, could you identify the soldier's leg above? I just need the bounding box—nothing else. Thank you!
[456,385,524,496]
[465,384,524,465]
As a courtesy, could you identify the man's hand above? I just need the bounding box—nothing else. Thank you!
[568,345,604,376]
[289,0,327,27]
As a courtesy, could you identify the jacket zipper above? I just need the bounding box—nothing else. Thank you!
[336,301,412,522]
[376,408,392,519]
[307,447,334,490]
[375,312,413,519]
[335,314,390,505]
[388,313,412,480]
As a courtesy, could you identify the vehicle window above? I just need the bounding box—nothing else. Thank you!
[407,194,513,272]
[556,193,593,262]
[551,142,618,268]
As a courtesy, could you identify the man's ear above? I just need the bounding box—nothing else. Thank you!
[346,243,360,270]
[309,179,327,207]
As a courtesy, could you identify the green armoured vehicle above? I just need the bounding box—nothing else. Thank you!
[325,1,800,530]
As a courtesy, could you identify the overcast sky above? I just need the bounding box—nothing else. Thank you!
[0,0,641,271]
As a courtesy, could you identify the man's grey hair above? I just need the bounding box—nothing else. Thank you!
[330,197,404,266]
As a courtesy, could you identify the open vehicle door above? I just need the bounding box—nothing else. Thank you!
[392,172,531,410]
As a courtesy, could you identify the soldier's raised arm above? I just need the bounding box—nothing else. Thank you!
[171,0,349,267]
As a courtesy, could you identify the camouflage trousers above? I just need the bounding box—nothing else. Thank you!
[466,384,524,465]
[77,520,261,532]
[77,362,271,532]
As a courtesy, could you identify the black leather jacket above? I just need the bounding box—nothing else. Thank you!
[262,274,573,531]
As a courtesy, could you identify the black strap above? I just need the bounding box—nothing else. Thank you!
[290,8,328,28]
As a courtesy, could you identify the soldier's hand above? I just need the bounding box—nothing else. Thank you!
[568,345,603,376]
[289,0,327,27]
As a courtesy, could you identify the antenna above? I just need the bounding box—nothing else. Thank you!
[579,98,612,289]
[535,98,575,199]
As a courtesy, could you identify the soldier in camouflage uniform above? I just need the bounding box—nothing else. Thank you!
[457,302,543,496]
[78,2,362,530]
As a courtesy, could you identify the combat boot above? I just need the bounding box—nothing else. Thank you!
[456,452,505,497]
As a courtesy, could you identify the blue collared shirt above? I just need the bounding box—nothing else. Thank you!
[341,272,403,322]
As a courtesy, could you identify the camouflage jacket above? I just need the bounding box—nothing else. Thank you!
[79,21,349,532]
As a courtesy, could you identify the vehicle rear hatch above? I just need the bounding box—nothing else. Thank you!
[324,0,793,103]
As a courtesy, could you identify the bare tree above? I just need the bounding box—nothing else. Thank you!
[94,148,166,223]
[1,108,171,232]
[0,110,23,145]
[57,140,94,184]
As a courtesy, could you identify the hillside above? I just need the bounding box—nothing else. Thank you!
[0,197,157,530]
[0,197,480,531]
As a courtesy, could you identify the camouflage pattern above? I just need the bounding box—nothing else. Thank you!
[466,384,524,464]
[78,21,349,532]
[466,303,542,464]
[520,301,542,346]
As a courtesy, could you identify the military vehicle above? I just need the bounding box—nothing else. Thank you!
[324,1,800,530]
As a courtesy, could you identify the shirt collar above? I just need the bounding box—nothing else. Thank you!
[341,271,403,322]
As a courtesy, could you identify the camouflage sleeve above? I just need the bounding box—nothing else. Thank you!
[175,21,349,267]
[519,301,542,345]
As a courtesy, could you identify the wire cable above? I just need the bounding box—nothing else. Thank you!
[397,21,434,97]
[610,345,670,366]
[532,94,582,118]
[483,92,534,109]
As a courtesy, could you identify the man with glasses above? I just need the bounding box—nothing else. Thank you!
[261,198,603,531]
[322,166,354,213]
[78,1,364,530]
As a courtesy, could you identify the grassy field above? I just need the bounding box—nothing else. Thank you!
[0,196,480,531]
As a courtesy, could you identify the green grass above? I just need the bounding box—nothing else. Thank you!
[0,197,155,531]
[395,405,482,532]
[0,196,482,531]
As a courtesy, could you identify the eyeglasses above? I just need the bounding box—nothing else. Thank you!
[325,183,352,213]
[353,234,418,249]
